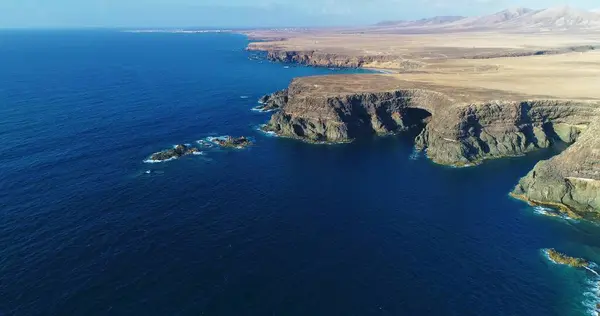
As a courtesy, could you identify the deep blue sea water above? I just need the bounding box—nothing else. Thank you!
[2,30,600,316]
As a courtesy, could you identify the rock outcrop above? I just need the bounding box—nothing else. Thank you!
[544,248,590,268]
[262,88,436,143]
[261,74,600,216]
[148,144,200,162]
[257,89,288,112]
[209,136,253,149]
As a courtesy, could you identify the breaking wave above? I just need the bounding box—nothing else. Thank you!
[409,149,421,161]
[251,106,277,113]
[255,125,278,137]
[582,274,600,316]
[144,157,177,164]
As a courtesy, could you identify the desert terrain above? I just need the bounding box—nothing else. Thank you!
[246,17,600,100]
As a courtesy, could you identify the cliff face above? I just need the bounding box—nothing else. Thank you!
[264,89,439,142]
[255,50,424,70]
[261,76,600,216]
[258,89,288,111]
[415,100,594,166]
[512,119,600,219]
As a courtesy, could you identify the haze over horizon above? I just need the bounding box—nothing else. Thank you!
[1,0,599,29]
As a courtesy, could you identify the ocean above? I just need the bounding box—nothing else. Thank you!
[1,30,600,316]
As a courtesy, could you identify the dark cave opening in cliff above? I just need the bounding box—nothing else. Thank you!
[399,108,432,140]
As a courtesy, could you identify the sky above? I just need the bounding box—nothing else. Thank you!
[0,0,598,28]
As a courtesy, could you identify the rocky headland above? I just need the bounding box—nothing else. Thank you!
[250,49,425,71]
[511,116,600,219]
[243,8,600,314]
[246,8,600,218]
[259,74,600,218]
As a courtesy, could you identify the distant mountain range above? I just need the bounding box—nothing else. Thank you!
[376,16,465,27]
[374,6,600,31]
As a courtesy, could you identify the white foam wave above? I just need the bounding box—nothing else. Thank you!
[251,106,277,113]
[203,136,252,147]
[255,125,278,137]
[240,96,249,99]
[409,149,421,161]
[196,139,214,148]
[532,206,579,221]
[206,136,228,143]
[582,277,600,316]
[144,157,177,164]
[534,206,554,215]
[542,249,600,315]
[542,249,555,264]
[585,266,600,277]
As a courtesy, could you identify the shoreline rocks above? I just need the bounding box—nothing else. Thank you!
[148,144,201,162]
[256,89,288,112]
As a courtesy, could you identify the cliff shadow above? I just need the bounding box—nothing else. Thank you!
[399,107,433,140]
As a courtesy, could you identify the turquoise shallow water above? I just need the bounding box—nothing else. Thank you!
[1,30,600,316]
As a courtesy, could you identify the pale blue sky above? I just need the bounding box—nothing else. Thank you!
[0,0,597,28]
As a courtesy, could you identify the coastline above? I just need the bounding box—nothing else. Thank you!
[364,68,398,74]
[243,27,600,310]
[510,193,583,220]
[4,26,600,316]
[246,30,600,220]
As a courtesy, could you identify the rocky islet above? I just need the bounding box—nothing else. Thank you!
[147,144,201,162]
[545,248,590,268]
[208,136,253,149]
[146,136,252,163]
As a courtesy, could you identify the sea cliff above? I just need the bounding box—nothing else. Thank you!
[246,46,424,71]
[511,119,600,219]
[259,74,600,217]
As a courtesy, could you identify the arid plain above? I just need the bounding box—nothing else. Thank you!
[247,29,600,100]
